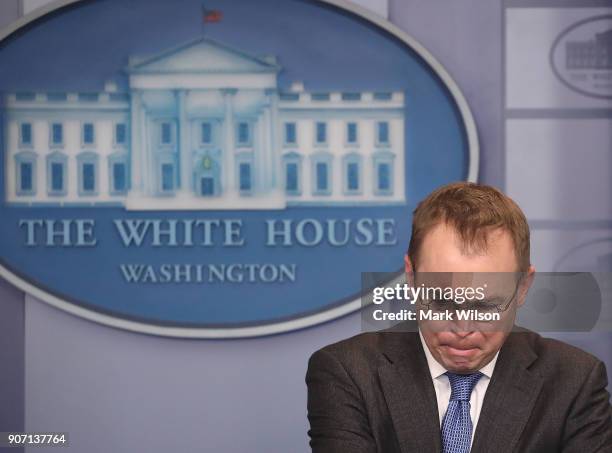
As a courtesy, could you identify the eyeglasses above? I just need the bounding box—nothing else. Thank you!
[413,273,524,315]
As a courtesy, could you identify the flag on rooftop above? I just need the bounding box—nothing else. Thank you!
[203,7,222,23]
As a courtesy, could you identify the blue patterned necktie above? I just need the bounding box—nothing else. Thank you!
[441,371,483,453]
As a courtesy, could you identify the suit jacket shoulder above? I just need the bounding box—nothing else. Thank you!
[523,331,602,377]
[310,330,408,373]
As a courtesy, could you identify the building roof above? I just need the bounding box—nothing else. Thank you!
[126,36,281,75]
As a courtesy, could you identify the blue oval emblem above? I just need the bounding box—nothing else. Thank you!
[0,0,478,337]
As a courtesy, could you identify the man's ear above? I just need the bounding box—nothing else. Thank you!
[404,254,415,286]
[516,265,536,307]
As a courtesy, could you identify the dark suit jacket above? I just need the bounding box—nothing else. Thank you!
[306,327,612,452]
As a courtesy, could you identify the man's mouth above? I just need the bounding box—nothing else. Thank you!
[442,344,479,357]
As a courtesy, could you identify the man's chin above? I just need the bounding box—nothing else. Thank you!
[439,348,483,373]
[444,362,479,373]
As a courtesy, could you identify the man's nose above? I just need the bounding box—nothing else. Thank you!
[450,314,475,337]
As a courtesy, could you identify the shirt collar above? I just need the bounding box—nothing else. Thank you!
[418,329,498,379]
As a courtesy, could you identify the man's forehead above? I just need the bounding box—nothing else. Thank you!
[417,223,519,272]
[415,271,519,291]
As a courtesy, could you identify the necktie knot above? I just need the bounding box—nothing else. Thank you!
[446,371,483,401]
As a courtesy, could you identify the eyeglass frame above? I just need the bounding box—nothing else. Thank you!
[411,272,525,314]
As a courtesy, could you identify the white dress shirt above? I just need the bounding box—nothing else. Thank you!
[418,330,499,448]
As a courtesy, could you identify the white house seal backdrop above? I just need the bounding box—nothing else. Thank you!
[0,0,478,337]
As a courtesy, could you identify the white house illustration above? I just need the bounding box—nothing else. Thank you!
[4,37,405,210]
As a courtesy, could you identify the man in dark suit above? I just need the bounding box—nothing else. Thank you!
[306,182,612,452]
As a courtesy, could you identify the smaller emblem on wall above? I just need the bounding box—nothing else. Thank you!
[551,15,612,99]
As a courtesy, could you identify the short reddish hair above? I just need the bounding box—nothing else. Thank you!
[407,182,530,271]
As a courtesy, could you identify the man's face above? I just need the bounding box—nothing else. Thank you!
[406,223,534,373]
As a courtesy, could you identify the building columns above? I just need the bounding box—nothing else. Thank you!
[222,88,237,194]
[265,88,279,189]
[262,104,272,191]
[255,112,265,193]
[141,100,151,196]
[129,90,143,195]
[176,89,191,196]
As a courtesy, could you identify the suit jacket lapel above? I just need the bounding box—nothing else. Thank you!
[471,332,543,453]
[378,332,442,453]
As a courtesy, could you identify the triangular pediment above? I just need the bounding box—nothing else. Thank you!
[128,38,280,74]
